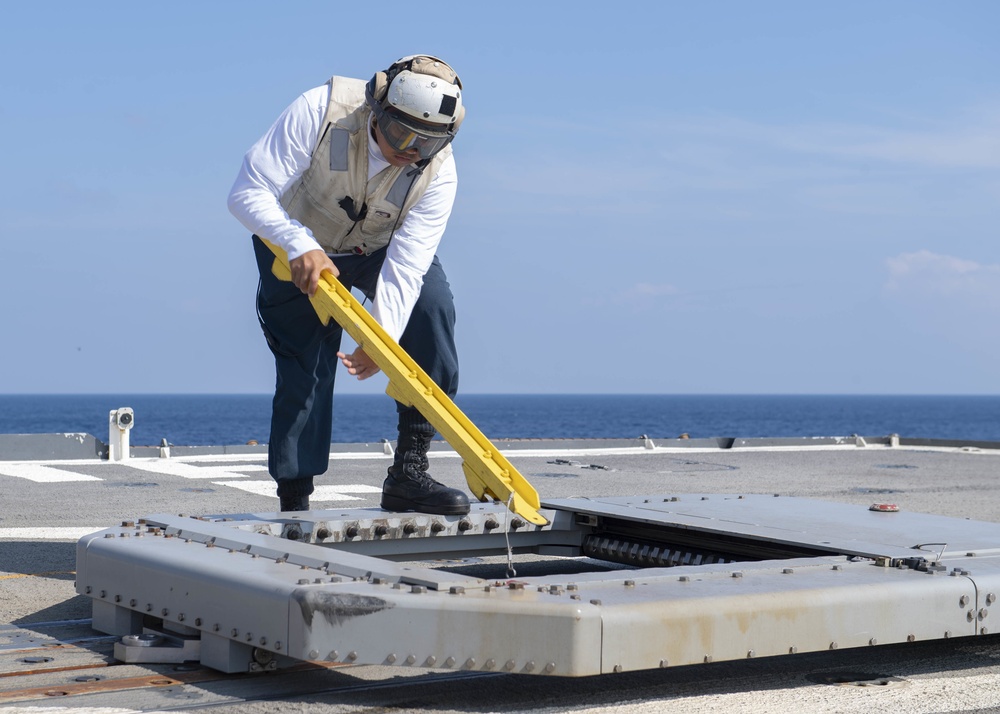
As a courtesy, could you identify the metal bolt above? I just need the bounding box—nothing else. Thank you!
[426,656,436,666]
[869,638,878,646]
[405,655,416,665]
[232,629,239,638]
[624,579,635,588]
[907,634,916,642]
[161,608,169,617]
[484,519,499,529]
[146,604,153,612]
[345,526,359,538]
[590,599,602,605]
[431,522,446,533]
[830,642,838,650]
[403,523,416,534]
[960,595,971,607]
[449,586,465,594]
[983,627,990,635]
[245,633,253,642]
[178,613,185,622]
[411,585,427,594]
[944,630,952,638]
[315,527,331,539]
[445,656,456,667]
[747,650,755,658]
[989,593,997,604]
[782,568,794,575]
[789,646,798,654]
[832,565,843,571]
[129,599,137,607]
[504,660,515,671]
[308,649,319,660]
[981,608,990,620]
[524,661,535,672]
[346,651,357,662]
[659,659,669,668]
[969,611,976,622]
[511,519,525,529]
[485,658,496,670]
[679,576,690,582]
[458,520,472,531]
[464,658,476,669]
[386,653,397,664]
[543,662,556,673]
[275,641,282,650]
[374,525,388,537]
[704,655,713,663]
[732,571,743,578]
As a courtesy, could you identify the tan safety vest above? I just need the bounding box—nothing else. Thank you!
[279,76,451,255]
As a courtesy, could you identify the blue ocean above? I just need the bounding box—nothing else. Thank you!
[0,394,997,447]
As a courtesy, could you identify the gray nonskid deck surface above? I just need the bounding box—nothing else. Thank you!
[3,438,1000,712]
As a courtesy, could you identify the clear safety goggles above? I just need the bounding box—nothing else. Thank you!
[371,103,454,160]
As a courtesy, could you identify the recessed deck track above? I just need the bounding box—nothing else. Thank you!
[77,493,1000,676]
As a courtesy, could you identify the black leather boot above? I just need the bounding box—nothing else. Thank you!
[279,494,309,512]
[382,415,470,516]
[277,477,313,512]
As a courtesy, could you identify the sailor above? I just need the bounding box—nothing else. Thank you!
[228,55,470,516]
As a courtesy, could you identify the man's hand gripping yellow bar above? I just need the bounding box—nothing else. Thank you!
[261,239,547,526]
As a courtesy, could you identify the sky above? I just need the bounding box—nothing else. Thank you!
[1,1,998,395]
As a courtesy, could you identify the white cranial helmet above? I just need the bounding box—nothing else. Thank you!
[365,55,465,160]
[382,55,463,129]
[386,67,463,127]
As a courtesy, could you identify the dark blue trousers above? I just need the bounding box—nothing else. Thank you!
[252,236,459,498]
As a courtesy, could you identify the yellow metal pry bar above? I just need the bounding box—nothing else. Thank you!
[261,238,547,525]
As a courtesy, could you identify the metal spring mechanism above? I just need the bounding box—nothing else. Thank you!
[582,535,731,568]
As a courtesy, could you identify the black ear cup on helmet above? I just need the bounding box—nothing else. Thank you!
[366,70,389,107]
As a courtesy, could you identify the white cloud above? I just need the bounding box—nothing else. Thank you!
[610,282,681,309]
[885,250,1000,310]
[879,250,1000,375]
[651,104,1000,170]
[468,103,1000,223]
[626,282,681,297]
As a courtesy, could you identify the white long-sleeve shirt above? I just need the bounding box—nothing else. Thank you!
[227,84,458,342]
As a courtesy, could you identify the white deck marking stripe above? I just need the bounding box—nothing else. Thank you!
[0,527,105,540]
[0,465,102,483]
[121,460,267,479]
[212,480,381,501]
[0,708,149,714]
